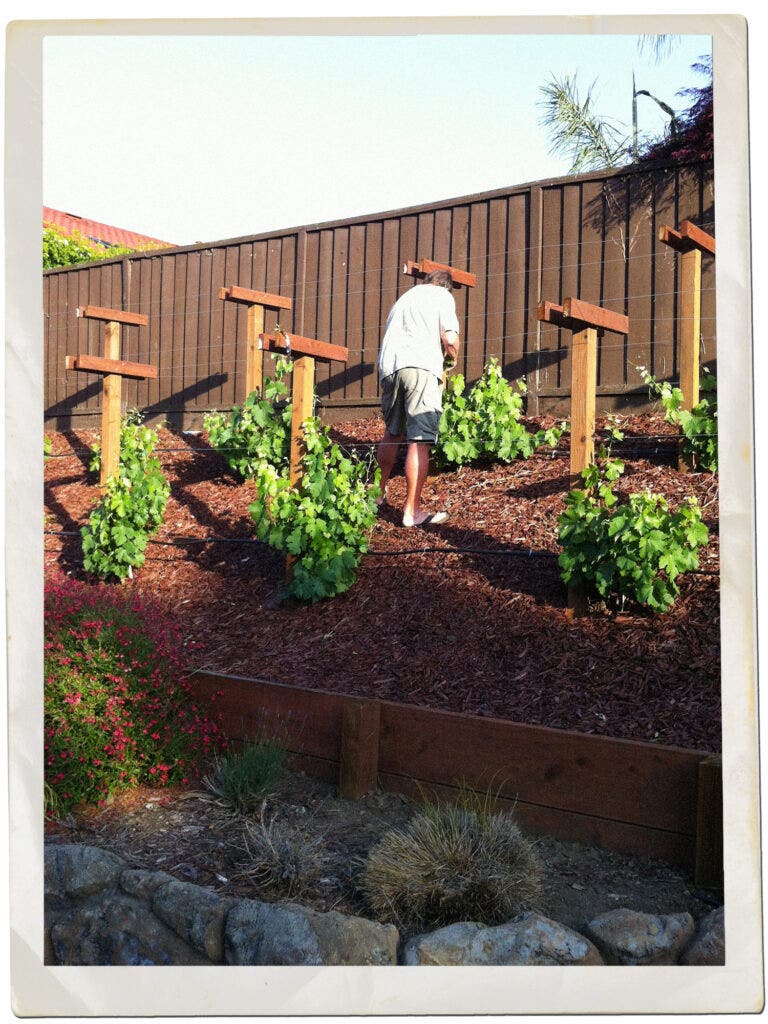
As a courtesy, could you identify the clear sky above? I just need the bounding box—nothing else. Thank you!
[42,28,711,246]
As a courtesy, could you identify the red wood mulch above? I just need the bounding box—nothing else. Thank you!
[44,413,721,753]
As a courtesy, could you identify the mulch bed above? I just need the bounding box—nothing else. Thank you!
[44,413,721,753]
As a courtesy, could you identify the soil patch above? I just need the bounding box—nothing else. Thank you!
[44,412,721,752]
[44,767,720,938]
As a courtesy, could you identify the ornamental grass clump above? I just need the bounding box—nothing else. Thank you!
[202,738,287,815]
[44,578,226,818]
[240,803,328,900]
[359,797,542,935]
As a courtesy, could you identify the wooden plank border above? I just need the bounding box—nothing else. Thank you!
[189,670,720,872]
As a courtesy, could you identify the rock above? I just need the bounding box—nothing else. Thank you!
[403,914,604,966]
[45,844,124,901]
[152,877,233,963]
[49,894,211,966]
[680,906,725,965]
[120,867,176,901]
[585,908,695,965]
[225,899,398,965]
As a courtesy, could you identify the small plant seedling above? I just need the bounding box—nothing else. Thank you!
[637,366,718,472]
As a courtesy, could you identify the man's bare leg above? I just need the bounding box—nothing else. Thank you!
[376,428,405,504]
[402,441,431,524]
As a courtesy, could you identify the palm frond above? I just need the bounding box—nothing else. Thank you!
[637,34,681,63]
[538,75,628,173]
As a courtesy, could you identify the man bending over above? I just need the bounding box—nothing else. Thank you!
[376,269,460,527]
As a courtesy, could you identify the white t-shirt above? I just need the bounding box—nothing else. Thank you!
[378,284,460,381]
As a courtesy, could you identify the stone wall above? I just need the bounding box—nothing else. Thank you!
[45,845,724,967]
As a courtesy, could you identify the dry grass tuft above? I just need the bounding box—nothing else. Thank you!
[238,802,328,900]
[359,796,542,934]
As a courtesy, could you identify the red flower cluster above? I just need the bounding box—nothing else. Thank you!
[44,577,227,817]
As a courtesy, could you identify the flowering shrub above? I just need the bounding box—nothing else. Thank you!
[44,578,226,817]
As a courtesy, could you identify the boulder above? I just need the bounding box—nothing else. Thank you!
[680,906,725,965]
[120,867,176,901]
[225,899,398,965]
[403,914,604,966]
[152,877,233,963]
[49,894,211,966]
[584,908,695,965]
[45,844,124,902]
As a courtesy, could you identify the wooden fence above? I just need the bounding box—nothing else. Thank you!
[44,159,715,430]
[190,670,722,886]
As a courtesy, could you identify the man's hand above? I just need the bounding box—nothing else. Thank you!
[442,330,459,362]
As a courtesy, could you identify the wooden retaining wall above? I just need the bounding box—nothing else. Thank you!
[190,670,722,884]
[44,159,715,429]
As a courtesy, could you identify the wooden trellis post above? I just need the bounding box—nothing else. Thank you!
[659,220,716,471]
[219,285,293,400]
[65,306,154,486]
[538,297,630,615]
[258,329,349,575]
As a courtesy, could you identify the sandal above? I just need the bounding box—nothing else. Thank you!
[402,511,449,528]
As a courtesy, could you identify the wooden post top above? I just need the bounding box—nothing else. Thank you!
[65,353,157,380]
[219,284,293,310]
[402,258,477,288]
[659,220,716,256]
[260,331,349,364]
[76,305,149,327]
[538,297,629,336]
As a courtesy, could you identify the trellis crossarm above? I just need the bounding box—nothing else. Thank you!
[536,300,570,328]
[76,305,149,327]
[402,259,477,288]
[562,298,629,335]
[218,285,293,309]
[659,221,716,256]
[538,298,629,335]
[65,354,158,380]
[259,332,349,364]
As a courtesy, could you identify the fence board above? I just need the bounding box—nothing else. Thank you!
[466,201,488,381]
[652,169,679,381]
[348,224,366,400]
[505,193,528,381]
[362,221,383,401]
[598,175,628,390]
[486,197,507,375]
[539,186,563,395]
[626,173,655,394]
[560,182,582,389]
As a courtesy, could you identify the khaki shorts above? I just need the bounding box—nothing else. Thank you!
[381,367,443,443]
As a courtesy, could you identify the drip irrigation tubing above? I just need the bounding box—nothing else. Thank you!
[43,529,721,576]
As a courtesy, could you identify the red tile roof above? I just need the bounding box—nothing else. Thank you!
[43,207,174,250]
